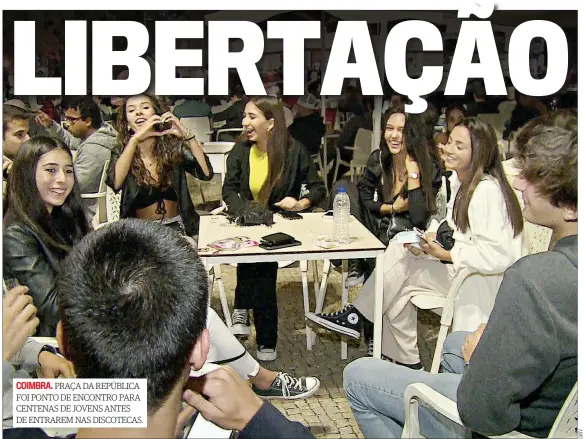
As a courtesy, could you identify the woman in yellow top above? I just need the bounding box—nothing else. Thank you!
[223,96,326,361]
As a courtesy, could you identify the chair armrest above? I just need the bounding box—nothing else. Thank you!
[438,267,477,326]
[402,383,463,439]
[81,191,107,199]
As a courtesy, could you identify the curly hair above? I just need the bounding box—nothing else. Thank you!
[115,95,181,189]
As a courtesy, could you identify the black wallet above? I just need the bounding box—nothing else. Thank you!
[259,232,301,250]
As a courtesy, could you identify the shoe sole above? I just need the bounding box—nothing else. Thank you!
[345,276,365,288]
[305,313,360,339]
[256,351,277,361]
[259,379,321,400]
[230,324,251,337]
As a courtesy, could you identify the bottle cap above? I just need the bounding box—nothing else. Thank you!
[337,187,347,193]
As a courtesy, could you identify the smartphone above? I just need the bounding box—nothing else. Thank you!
[278,211,303,220]
[413,228,426,238]
[414,228,445,249]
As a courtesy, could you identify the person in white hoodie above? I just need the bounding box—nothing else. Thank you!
[35,97,118,223]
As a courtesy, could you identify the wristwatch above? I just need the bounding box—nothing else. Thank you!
[408,172,420,180]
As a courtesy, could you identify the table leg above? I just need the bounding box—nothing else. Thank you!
[213,265,232,328]
[311,260,331,346]
[301,261,312,350]
[373,252,384,359]
[311,260,319,302]
[341,259,348,360]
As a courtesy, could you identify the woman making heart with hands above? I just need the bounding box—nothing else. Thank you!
[107,95,213,238]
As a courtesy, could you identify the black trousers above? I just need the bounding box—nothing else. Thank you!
[330,180,388,245]
[234,262,279,349]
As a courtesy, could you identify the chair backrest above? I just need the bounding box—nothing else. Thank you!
[181,117,212,143]
[81,159,110,199]
[547,382,577,438]
[216,128,243,142]
[352,128,373,166]
[106,186,121,222]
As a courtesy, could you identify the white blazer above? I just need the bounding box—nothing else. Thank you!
[433,173,524,331]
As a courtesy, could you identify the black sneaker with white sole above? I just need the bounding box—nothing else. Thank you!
[305,304,362,339]
[345,259,366,288]
[252,372,320,400]
[230,309,251,338]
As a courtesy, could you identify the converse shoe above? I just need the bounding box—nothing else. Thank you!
[345,259,366,288]
[252,372,320,400]
[230,309,251,338]
[305,304,362,339]
[256,345,277,361]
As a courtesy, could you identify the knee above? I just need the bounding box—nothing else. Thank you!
[343,358,372,404]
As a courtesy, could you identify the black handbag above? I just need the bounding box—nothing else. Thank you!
[229,202,275,227]
[382,214,413,242]
[436,221,455,251]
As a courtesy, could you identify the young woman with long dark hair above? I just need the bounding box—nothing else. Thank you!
[308,118,524,367]
[223,96,326,361]
[332,106,443,287]
[3,136,89,336]
[2,137,320,400]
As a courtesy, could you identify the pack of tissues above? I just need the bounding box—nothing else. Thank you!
[394,230,421,249]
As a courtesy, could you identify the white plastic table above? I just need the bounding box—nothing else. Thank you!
[198,213,386,359]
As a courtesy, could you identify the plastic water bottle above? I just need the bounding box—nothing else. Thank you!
[333,187,351,244]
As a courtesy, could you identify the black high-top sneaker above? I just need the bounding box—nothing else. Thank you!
[305,304,362,339]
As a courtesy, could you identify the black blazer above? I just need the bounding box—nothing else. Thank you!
[223,140,326,214]
[107,144,213,236]
[3,222,64,337]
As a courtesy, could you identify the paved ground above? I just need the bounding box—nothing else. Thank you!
[192,176,441,438]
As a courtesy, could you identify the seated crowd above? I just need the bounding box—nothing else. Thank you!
[1,82,578,439]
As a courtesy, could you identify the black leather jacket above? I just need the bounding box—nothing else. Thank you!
[3,222,64,337]
[107,144,213,236]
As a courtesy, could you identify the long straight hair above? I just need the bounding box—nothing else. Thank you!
[115,94,181,189]
[245,96,289,206]
[380,107,437,213]
[4,136,90,252]
[452,118,523,235]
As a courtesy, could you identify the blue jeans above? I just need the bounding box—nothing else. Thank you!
[344,332,470,438]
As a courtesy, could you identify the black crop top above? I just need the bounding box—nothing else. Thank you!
[132,185,179,215]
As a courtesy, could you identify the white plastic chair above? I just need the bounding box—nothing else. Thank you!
[333,128,373,183]
[216,128,243,142]
[81,159,109,229]
[401,382,578,439]
[180,116,214,143]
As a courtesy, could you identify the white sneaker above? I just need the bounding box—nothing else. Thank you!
[230,309,251,338]
[256,346,277,361]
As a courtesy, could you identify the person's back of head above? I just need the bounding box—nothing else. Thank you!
[232,84,245,101]
[56,219,209,412]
